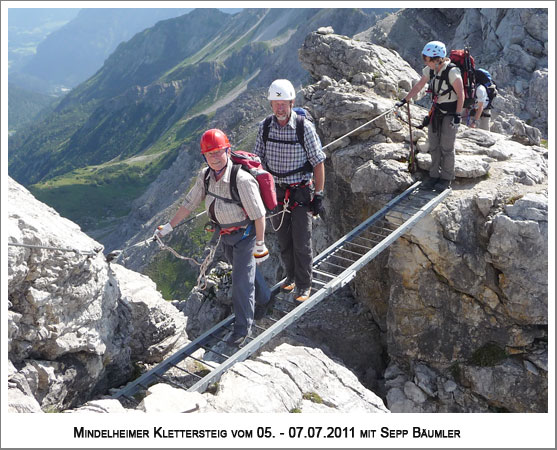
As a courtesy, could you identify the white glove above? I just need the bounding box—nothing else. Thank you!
[253,240,269,263]
[156,222,173,238]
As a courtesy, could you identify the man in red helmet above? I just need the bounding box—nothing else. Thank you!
[156,129,270,347]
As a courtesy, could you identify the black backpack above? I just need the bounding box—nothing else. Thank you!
[261,107,313,178]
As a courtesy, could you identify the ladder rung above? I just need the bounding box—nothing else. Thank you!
[369,224,396,234]
[338,247,364,257]
[188,354,218,370]
[199,344,230,360]
[396,203,422,211]
[153,373,188,391]
[345,241,372,251]
[312,269,336,278]
[312,279,327,286]
[273,306,291,315]
[328,253,356,264]
[353,235,381,246]
[365,228,387,238]
[319,260,346,270]
[170,364,203,379]
[122,394,137,403]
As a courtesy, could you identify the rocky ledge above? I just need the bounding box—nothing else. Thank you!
[298,28,548,413]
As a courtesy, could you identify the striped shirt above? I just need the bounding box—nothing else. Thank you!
[253,110,326,185]
[182,159,266,228]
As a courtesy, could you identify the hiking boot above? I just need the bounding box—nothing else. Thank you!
[293,287,311,302]
[226,329,252,348]
[254,295,276,321]
[421,177,439,189]
[281,279,296,292]
[433,179,452,191]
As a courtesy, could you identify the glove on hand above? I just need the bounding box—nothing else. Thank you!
[253,241,269,263]
[156,222,173,238]
[395,98,407,108]
[310,193,325,217]
[451,114,461,130]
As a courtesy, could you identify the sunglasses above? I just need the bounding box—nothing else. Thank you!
[206,148,229,157]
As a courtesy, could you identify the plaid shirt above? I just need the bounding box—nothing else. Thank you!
[182,159,266,228]
[253,110,325,185]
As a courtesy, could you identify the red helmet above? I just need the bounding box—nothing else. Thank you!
[200,129,230,154]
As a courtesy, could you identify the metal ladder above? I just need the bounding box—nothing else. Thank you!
[112,181,450,402]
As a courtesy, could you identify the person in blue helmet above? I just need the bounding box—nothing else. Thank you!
[396,41,464,191]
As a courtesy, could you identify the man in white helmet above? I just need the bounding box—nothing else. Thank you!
[253,79,326,302]
[396,41,464,191]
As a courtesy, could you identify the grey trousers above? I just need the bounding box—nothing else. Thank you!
[428,114,457,181]
[271,185,313,290]
[478,115,491,131]
[222,227,270,336]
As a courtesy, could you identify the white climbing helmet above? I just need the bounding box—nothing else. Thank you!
[422,41,446,58]
[268,79,296,101]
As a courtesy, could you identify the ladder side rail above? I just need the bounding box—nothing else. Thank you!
[188,190,446,393]
[187,285,333,393]
[311,181,422,267]
[120,184,446,397]
[113,315,235,399]
[267,182,422,295]
[326,189,451,293]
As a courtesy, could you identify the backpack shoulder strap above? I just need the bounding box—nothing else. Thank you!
[229,164,242,204]
[203,167,211,194]
[295,114,309,160]
[295,114,305,151]
[433,62,456,97]
[262,116,273,147]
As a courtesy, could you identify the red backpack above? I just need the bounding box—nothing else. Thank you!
[430,47,477,109]
[204,150,278,212]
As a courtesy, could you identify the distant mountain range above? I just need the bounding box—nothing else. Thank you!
[7,8,80,73]
[7,83,57,132]
[8,8,392,231]
[8,8,196,94]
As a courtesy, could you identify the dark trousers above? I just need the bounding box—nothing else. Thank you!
[222,227,269,336]
[271,185,313,290]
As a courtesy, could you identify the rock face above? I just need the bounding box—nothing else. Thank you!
[298,29,548,413]
[7,177,189,412]
[203,344,389,413]
[68,343,389,414]
[355,8,548,137]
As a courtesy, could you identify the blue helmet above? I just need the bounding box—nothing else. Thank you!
[422,41,446,58]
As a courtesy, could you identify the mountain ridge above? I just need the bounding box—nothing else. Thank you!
[8,8,386,232]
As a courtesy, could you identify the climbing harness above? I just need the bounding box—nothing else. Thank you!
[270,180,313,231]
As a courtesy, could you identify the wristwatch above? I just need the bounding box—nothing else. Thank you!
[314,190,324,197]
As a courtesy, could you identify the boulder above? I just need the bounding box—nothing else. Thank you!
[8,177,189,411]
